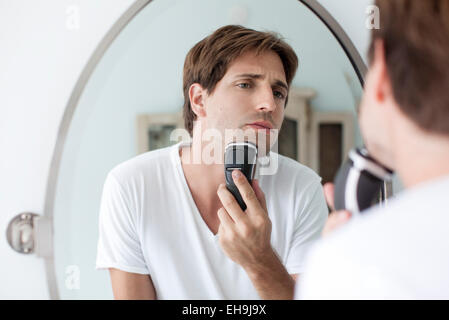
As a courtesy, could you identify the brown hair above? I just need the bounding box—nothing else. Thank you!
[368,0,449,135]
[182,25,298,137]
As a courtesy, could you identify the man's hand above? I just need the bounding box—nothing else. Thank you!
[216,169,295,299]
[216,169,272,269]
[321,183,352,237]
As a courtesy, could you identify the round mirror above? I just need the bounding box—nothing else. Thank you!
[50,0,365,299]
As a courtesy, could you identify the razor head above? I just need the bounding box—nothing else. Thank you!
[224,141,258,167]
[334,147,393,214]
[224,142,258,211]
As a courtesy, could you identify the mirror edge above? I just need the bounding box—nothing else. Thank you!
[300,0,367,85]
[43,0,153,300]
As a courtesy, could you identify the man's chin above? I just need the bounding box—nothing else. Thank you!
[244,127,274,150]
[220,126,277,157]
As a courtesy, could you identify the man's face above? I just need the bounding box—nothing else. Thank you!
[198,50,288,154]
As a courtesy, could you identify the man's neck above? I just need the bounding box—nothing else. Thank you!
[179,139,226,212]
[394,131,449,189]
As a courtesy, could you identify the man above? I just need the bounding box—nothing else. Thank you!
[96,25,328,299]
[296,0,449,299]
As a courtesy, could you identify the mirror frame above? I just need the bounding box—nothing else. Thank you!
[43,0,369,299]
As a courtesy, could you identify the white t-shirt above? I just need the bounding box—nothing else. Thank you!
[96,141,328,299]
[295,174,449,299]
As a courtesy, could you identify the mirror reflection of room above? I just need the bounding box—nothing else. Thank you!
[53,0,363,299]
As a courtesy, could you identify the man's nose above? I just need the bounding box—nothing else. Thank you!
[256,86,277,112]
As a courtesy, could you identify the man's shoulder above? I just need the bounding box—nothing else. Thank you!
[308,179,449,266]
[314,200,400,253]
[270,152,322,186]
[108,144,175,184]
[299,183,449,299]
[298,208,392,297]
[326,175,449,247]
[298,176,449,299]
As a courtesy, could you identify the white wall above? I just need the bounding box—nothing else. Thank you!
[0,0,135,299]
[0,0,372,299]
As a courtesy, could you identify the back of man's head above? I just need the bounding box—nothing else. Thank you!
[368,0,449,136]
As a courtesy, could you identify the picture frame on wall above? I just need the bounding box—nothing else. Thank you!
[136,111,186,154]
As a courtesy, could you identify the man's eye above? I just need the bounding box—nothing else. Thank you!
[274,91,285,99]
[237,83,251,89]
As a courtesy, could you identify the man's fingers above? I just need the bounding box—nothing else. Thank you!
[323,183,335,211]
[217,207,234,231]
[217,184,247,223]
[232,170,264,215]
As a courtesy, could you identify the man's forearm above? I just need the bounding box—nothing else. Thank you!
[243,248,295,300]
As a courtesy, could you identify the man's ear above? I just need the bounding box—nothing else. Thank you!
[189,83,208,118]
[371,39,393,104]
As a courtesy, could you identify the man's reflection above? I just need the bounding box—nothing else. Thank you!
[96,25,328,300]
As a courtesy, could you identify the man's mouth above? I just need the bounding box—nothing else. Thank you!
[246,121,274,131]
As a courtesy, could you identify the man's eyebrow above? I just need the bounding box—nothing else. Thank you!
[233,73,289,91]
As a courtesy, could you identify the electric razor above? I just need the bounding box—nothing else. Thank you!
[333,147,394,214]
[224,141,258,211]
